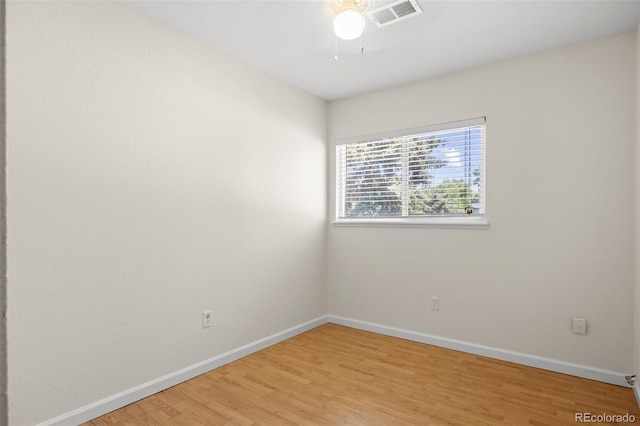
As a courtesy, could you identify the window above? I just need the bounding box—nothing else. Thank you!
[335,117,487,228]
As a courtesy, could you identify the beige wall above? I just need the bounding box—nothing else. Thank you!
[6,2,327,424]
[328,32,636,373]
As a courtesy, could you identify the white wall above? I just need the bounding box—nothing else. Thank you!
[328,32,636,373]
[6,2,326,424]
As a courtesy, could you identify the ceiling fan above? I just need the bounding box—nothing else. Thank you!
[325,0,423,59]
[326,0,423,38]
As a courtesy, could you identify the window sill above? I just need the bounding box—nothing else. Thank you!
[332,216,489,229]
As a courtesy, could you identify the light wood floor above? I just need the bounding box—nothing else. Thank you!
[85,324,640,425]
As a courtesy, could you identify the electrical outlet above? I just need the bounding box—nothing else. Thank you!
[572,317,586,335]
[430,296,439,311]
[202,310,212,328]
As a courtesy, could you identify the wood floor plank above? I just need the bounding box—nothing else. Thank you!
[84,324,640,425]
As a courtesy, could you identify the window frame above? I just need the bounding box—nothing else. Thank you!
[333,117,488,229]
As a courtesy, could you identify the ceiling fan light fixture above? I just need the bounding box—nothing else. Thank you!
[333,9,365,40]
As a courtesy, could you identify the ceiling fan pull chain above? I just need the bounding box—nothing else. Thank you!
[334,35,339,61]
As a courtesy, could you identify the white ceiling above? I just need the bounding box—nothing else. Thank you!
[126,0,640,101]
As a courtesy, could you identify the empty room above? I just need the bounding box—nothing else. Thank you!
[3,0,640,424]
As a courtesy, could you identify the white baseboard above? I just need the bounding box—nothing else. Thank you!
[39,314,632,425]
[328,315,631,388]
[38,315,329,426]
[633,382,640,407]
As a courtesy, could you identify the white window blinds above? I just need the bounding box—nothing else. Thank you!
[336,117,485,221]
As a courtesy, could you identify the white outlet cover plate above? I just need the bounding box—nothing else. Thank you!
[572,317,586,334]
[203,310,213,328]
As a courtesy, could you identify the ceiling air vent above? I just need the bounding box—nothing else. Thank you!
[368,0,422,27]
